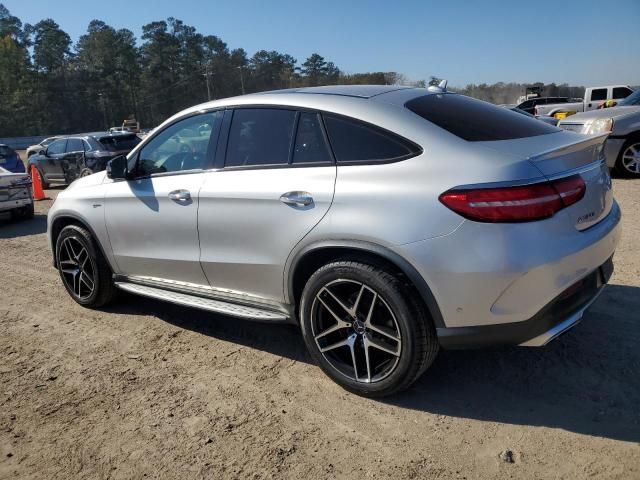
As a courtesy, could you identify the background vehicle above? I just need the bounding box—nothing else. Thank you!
[122,118,140,133]
[510,107,559,126]
[48,86,620,397]
[0,166,33,220]
[109,127,130,134]
[0,144,25,173]
[535,85,634,117]
[29,133,141,187]
[26,136,62,158]
[559,89,640,177]
[516,97,576,115]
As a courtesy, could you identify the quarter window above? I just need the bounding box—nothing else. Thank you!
[293,112,333,164]
[225,109,296,167]
[590,89,607,101]
[136,111,223,176]
[323,114,416,163]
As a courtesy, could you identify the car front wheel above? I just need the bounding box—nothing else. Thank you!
[56,225,114,307]
[300,261,439,397]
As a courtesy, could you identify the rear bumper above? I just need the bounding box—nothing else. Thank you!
[0,197,33,212]
[437,256,613,348]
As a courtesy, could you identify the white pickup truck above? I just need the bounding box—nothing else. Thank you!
[535,85,634,117]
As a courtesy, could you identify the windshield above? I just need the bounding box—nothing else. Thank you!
[619,89,640,106]
[98,135,141,152]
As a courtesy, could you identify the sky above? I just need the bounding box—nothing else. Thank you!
[4,0,640,87]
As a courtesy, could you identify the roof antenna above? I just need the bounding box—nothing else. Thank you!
[427,79,448,93]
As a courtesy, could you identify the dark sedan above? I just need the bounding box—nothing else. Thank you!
[28,133,141,187]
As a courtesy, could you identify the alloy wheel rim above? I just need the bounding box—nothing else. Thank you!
[58,237,96,300]
[310,279,402,383]
[622,143,640,174]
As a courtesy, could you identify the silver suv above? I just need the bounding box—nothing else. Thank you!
[48,85,620,397]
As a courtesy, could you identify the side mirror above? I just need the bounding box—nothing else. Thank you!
[41,148,48,156]
[106,155,128,180]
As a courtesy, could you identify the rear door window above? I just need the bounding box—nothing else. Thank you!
[292,112,333,164]
[66,138,84,153]
[225,108,296,167]
[323,114,417,163]
[405,94,558,142]
[590,89,608,101]
[613,87,633,99]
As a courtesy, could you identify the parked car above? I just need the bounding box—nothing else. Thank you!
[48,85,620,397]
[109,127,130,134]
[558,89,640,177]
[26,136,62,158]
[28,133,141,187]
[535,85,634,117]
[515,96,577,115]
[0,144,25,173]
[0,166,33,220]
[510,107,559,126]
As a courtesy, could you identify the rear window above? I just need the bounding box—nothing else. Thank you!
[405,94,558,142]
[0,146,14,156]
[98,135,141,152]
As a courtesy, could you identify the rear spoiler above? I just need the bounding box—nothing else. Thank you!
[526,133,608,163]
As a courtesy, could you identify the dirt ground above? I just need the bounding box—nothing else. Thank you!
[0,178,639,480]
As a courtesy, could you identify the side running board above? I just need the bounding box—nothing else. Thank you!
[115,282,289,322]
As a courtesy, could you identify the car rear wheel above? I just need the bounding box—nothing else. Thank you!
[300,261,439,397]
[615,137,640,178]
[56,225,114,308]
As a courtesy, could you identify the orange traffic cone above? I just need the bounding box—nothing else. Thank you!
[30,166,48,201]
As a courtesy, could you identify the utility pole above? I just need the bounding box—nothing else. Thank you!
[98,93,108,130]
[237,65,245,95]
[203,63,212,101]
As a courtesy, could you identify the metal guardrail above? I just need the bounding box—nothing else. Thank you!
[0,136,52,150]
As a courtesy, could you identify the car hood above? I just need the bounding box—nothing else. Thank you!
[560,105,640,123]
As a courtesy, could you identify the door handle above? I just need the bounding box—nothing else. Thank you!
[280,191,313,207]
[168,189,191,202]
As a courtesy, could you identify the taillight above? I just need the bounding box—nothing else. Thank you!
[439,175,585,223]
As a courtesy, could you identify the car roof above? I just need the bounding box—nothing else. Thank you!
[263,85,414,99]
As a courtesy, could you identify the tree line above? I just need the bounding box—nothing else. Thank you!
[0,4,586,137]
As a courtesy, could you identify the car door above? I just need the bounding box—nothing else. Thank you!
[60,138,85,182]
[40,138,67,181]
[104,111,224,285]
[198,108,337,302]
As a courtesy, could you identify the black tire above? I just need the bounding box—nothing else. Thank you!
[55,225,114,308]
[299,261,439,397]
[614,136,640,178]
[79,168,93,178]
[10,202,34,220]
